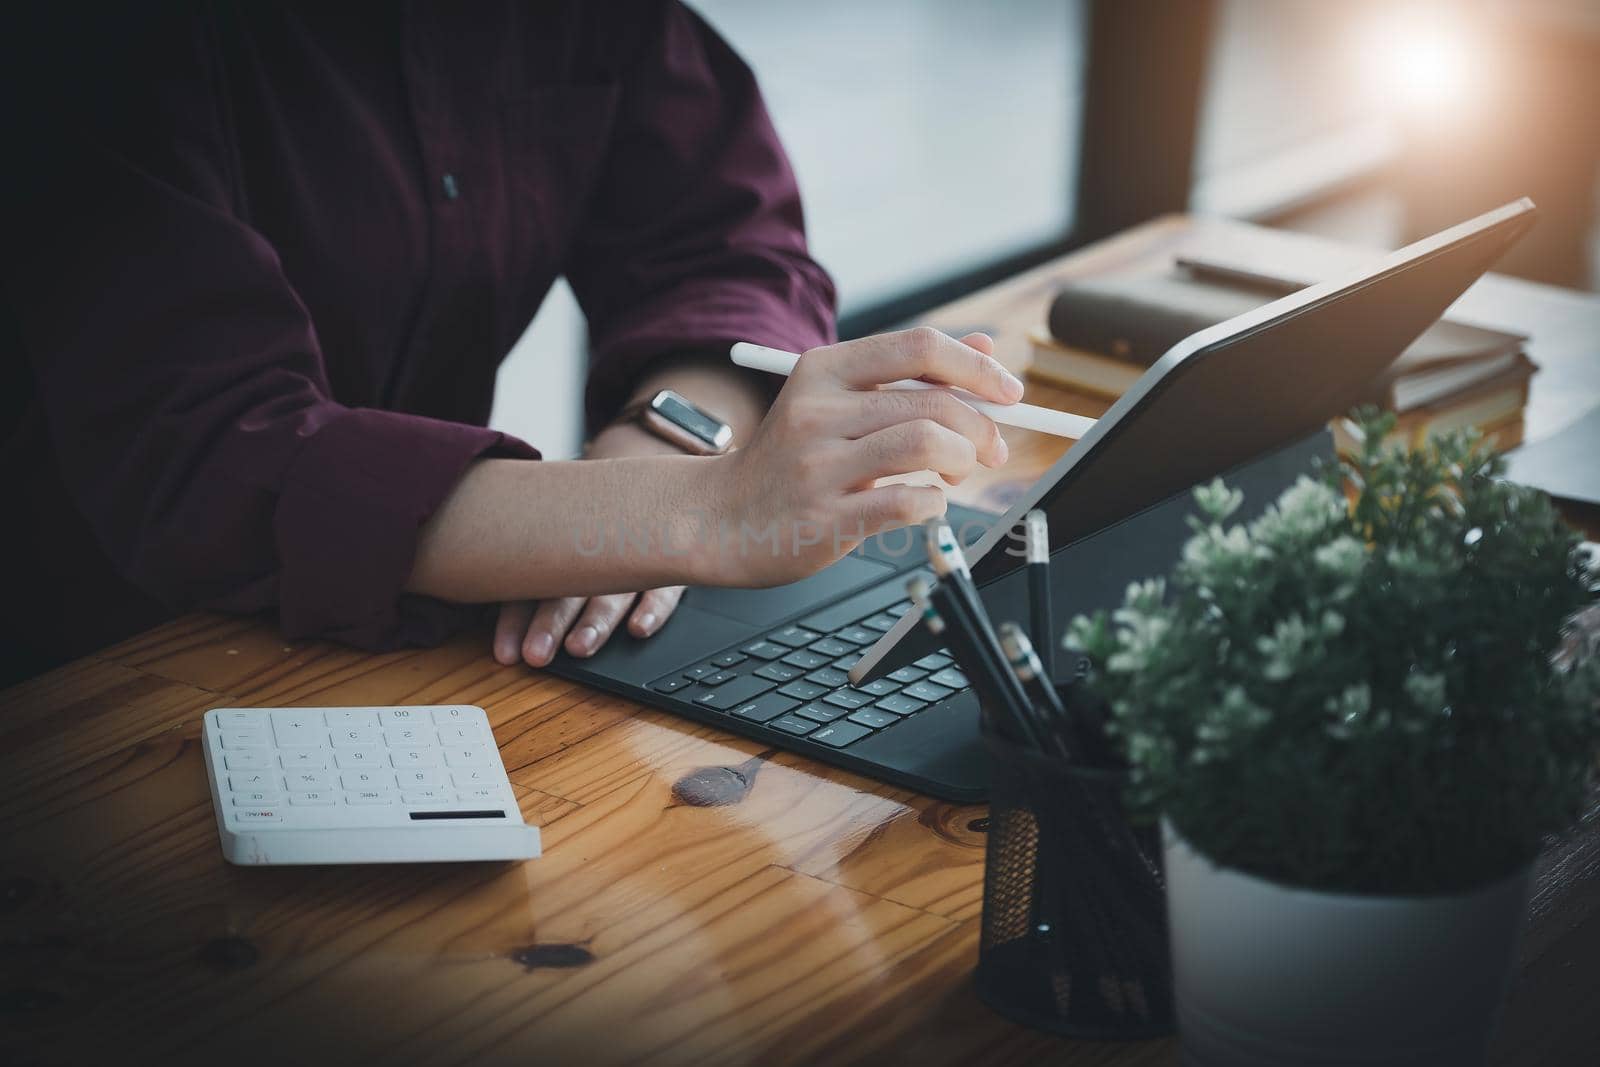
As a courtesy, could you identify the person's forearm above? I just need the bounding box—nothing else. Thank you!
[405,454,731,603]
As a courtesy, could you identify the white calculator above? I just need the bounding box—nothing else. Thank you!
[201,705,541,865]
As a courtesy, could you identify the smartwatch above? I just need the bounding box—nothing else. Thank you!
[623,389,734,456]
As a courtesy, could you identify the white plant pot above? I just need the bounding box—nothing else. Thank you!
[1163,820,1530,1067]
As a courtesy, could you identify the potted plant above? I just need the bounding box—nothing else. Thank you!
[1067,410,1600,1066]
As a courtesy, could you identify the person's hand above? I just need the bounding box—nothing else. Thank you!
[705,327,1015,587]
[492,418,690,668]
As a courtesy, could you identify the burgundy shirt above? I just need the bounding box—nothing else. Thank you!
[2,2,835,672]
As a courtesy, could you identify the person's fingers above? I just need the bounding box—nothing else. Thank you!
[849,483,948,537]
[846,419,980,487]
[958,331,996,357]
[840,387,1008,468]
[823,327,1023,403]
[494,601,537,665]
[523,596,586,667]
[628,586,685,638]
[564,593,637,657]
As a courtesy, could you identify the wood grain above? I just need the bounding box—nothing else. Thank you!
[4,217,1597,1066]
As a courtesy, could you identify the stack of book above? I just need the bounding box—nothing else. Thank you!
[1026,257,1535,454]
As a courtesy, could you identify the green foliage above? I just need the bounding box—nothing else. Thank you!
[1068,409,1600,893]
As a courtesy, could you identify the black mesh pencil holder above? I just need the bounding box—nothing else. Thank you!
[975,728,1174,1039]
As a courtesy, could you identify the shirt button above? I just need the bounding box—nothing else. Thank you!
[442,173,460,200]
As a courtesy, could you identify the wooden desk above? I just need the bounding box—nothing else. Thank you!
[4,217,1598,1066]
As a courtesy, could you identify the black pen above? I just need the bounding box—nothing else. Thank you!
[1024,509,1053,670]
[998,621,1077,762]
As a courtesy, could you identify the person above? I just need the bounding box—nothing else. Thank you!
[1,1,1017,682]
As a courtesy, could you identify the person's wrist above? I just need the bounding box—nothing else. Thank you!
[673,451,742,587]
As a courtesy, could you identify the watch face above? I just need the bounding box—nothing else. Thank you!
[650,390,732,451]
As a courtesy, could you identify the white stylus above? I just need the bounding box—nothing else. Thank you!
[730,342,1097,439]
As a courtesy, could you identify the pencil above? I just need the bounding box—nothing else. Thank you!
[1024,509,1053,669]
[998,621,1077,762]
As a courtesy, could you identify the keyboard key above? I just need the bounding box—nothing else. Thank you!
[693,674,776,710]
[888,666,927,684]
[809,722,873,748]
[223,751,272,771]
[913,653,953,671]
[781,649,830,670]
[711,651,746,667]
[390,748,441,769]
[903,681,954,704]
[383,727,434,748]
[326,709,380,729]
[334,749,384,769]
[234,809,282,823]
[835,627,877,646]
[730,692,799,724]
[272,725,327,748]
[220,729,268,749]
[341,771,396,790]
[804,667,849,688]
[458,788,500,804]
[808,637,854,658]
[443,747,492,767]
[290,791,337,806]
[822,689,873,710]
[227,772,280,792]
[929,667,969,690]
[701,670,736,687]
[769,714,818,736]
[858,678,900,697]
[795,702,848,724]
[346,790,396,805]
[768,625,820,648]
[861,613,898,632]
[754,662,802,683]
[683,664,717,680]
[778,680,828,701]
[847,708,899,729]
[739,640,787,660]
[333,726,383,747]
[875,694,926,716]
[278,748,331,769]
[402,790,450,804]
[886,600,912,617]
[429,707,478,727]
[650,675,691,694]
[437,724,488,745]
[396,769,450,790]
[379,708,425,727]
[232,791,283,806]
[831,654,863,671]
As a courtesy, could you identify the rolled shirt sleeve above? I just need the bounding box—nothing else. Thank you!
[566,1,838,431]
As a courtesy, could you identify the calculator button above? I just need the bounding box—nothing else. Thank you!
[333,727,382,747]
[402,790,450,804]
[451,769,495,787]
[443,747,492,768]
[396,769,450,790]
[286,770,335,791]
[227,773,280,791]
[272,725,328,748]
[346,790,397,805]
[334,749,382,769]
[278,748,330,769]
[213,710,261,728]
[384,727,434,747]
[223,752,272,771]
[437,724,488,745]
[325,709,381,729]
[379,708,423,726]
[269,709,320,729]
[234,809,282,823]
[232,791,284,806]
[391,749,441,769]
[289,791,337,806]
[220,730,268,748]
[458,788,500,804]
[430,707,477,727]
[341,771,396,790]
